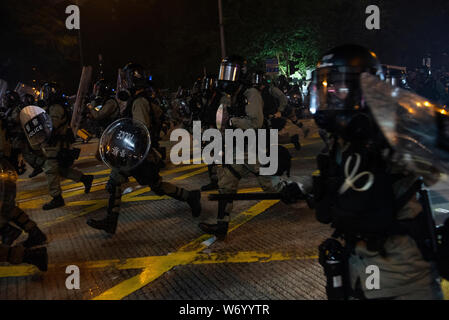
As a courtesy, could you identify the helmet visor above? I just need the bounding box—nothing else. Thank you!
[310,68,363,114]
[218,62,241,82]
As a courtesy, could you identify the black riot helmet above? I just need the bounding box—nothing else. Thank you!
[93,79,113,98]
[310,44,384,140]
[22,94,36,107]
[217,55,249,94]
[122,63,149,92]
[3,91,21,109]
[39,82,62,106]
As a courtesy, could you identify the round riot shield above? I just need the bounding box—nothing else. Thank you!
[99,118,151,172]
[216,103,229,132]
[0,158,18,212]
[361,72,449,175]
[20,106,53,147]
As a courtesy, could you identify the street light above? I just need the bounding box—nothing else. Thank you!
[218,0,226,59]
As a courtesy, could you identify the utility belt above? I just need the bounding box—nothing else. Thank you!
[319,210,449,301]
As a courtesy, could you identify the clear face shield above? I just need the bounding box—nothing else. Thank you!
[361,72,449,176]
[218,62,242,82]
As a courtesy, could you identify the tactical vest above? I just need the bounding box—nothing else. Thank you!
[125,92,163,147]
[314,142,414,240]
[97,97,120,127]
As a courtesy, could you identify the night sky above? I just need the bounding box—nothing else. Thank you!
[1,0,448,93]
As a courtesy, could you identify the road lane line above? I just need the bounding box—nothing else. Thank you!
[92,200,279,300]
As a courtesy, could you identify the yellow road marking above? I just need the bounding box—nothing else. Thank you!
[18,184,107,210]
[17,163,208,209]
[191,251,318,265]
[93,200,279,300]
[17,163,207,201]
[0,251,317,278]
[172,167,209,181]
[41,202,107,228]
[20,163,210,227]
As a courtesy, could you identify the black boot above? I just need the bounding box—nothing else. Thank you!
[23,247,48,272]
[187,190,202,218]
[201,182,219,192]
[198,221,229,241]
[28,167,43,179]
[81,175,94,194]
[1,224,22,245]
[86,212,119,235]
[291,135,302,151]
[23,227,47,248]
[42,195,65,211]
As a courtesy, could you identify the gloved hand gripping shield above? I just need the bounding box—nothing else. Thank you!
[99,118,151,172]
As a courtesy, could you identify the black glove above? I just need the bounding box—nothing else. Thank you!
[281,182,306,204]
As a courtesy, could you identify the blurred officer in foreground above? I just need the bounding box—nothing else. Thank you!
[281,44,445,300]
[0,156,47,271]
[86,63,201,235]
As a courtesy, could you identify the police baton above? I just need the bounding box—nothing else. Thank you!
[208,193,282,201]
[208,193,315,209]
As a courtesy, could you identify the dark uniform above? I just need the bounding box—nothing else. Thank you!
[199,57,284,240]
[87,63,202,235]
[252,72,302,150]
[0,118,47,257]
[0,158,47,272]
[281,44,444,300]
[37,83,94,211]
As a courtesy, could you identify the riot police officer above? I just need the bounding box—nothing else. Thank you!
[252,71,288,118]
[86,63,202,235]
[37,83,94,210]
[0,114,47,255]
[87,79,120,136]
[199,56,285,240]
[252,72,302,150]
[0,158,47,271]
[282,44,444,300]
